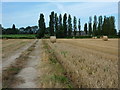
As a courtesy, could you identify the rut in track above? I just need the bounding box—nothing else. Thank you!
[12,40,41,88]
[2,40,37,70]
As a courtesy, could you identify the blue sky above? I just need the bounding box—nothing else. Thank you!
[1,2,118,30]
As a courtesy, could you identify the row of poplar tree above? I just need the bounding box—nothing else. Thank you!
[37,11,117,38]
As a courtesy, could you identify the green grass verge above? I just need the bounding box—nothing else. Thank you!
[42,40,74,88]
[1,34,36,39]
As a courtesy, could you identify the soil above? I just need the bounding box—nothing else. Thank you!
[2,39,36,70]
[12,40,41,88]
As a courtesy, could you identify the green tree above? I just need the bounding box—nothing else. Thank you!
[78,18,81,36]
[49,11,55,36]
[102,16,116,36]
[55,13,59,37]
[58,14,63,38]
[68,14,72,37]
[12,24,15,30]
[12,24,15,34]
[119,30,120,38]
[106,17,110,35]
[93,15,97,36]
[84,23,87,35]
[98,16,103,35]
[109,16,116,35]
[37,13,46,38]
[25,26,33,34]
[12,24,19,34]
[63,13,67,37]
[88,17,92,36]
[73,16,77,36]
[102,16,108,35]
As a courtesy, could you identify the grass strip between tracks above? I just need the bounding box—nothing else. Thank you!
[41,40,74,88]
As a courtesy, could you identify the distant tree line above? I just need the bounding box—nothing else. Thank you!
[2,24,19,34]
[0,11,117,38]
[37,11,117,38]
[84,15,117,36]
[1,24,38,34]
[37,12,82,38]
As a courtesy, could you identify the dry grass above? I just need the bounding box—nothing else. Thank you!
[37,40,73,88]
[44,39,118,88]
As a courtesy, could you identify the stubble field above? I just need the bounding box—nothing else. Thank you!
[1,38,118,88]
[44,39,118,88]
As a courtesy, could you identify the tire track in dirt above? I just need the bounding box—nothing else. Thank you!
[2,39,33,59]
[12,40,41,88]
[2,39,37,70]
[2,39,39,88]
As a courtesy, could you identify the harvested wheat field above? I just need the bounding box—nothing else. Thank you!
[43,39,118,88]
[1,39,118,88]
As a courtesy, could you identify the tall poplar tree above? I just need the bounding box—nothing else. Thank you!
[63,13,67,37]
[37,13,46,38]
[73,16,77,36]
[49,11,55,36]
[78,18,81,36]
[68,14,72,37]
[58,14,63,38]
[98,16,103,35]
[88,16,92,36]
[55,13,59,37]
[93,15,97,36]
[102,16,107,35]
[109,16,116,35]
[84,23,87,35]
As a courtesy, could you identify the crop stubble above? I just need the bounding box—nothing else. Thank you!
[44,39,118,88]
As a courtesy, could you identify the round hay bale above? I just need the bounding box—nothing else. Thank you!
[94,36,97,39]
[50,36,56,43]
[102,36,108,41]
[92,37,97,39]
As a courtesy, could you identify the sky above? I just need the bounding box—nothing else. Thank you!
[1,1,118,31]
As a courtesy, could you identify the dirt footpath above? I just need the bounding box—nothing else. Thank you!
[2,39,36,70]
[12,40,41,88]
